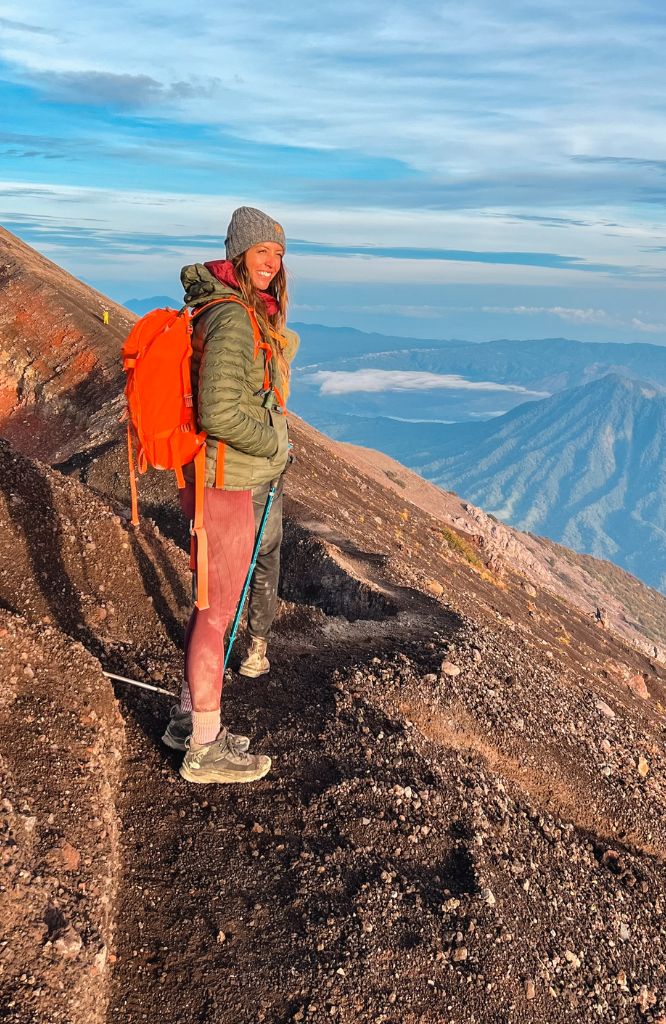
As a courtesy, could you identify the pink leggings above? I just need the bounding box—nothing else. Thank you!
[180,483,254,711]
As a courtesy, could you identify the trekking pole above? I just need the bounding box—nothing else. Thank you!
[223,480,278,672]
[102,670,176,697]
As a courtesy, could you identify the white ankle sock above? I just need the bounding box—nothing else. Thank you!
[191,709,220,746]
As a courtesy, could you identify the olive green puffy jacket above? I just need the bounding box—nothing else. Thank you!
[181,263,299,489]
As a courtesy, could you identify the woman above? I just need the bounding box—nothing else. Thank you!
[162,206,298,785]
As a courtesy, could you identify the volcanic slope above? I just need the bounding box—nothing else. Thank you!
[2,426,666,1023]
[0,225,133,460]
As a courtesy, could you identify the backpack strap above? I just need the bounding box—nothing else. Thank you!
[126,421,140,527]
[191,295,264,354]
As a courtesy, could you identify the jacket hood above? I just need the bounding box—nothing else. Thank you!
[181,259,280,316]
[180,262,239,307]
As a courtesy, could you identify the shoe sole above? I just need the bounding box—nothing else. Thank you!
[179,757,272,785]
[162,730,188,752]
[238,663,270,678]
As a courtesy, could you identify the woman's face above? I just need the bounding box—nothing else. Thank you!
[244,242,284,290]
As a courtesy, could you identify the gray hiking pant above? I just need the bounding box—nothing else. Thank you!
[247,474,284,640]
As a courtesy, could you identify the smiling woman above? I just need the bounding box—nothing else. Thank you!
[161,205,300,786]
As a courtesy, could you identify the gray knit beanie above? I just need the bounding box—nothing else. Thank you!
[225,206,286,261]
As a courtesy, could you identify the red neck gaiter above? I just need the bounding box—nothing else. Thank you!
[204,259,280,317]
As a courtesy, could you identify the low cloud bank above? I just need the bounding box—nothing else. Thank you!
[312,369,549,396]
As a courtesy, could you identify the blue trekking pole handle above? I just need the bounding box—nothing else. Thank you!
[223,480,278,671]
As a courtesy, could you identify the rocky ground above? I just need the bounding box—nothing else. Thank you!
[0,612,125,1023]
[1,434,666,1023]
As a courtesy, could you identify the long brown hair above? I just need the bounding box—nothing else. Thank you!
[231,255,290,395]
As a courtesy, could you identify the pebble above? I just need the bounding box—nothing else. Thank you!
[595,699,615,719]
[59,842,81,872]
[564,950,581,969]
[453,947,468,962]
[481,888,496,907]
[440,661,461,678]
[94,946,108,972]
[54,927,83,958]
[525,979,536,999]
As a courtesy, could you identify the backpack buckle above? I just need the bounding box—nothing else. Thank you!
[255,387,277,410]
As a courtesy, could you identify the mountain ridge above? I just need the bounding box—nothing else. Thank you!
[410,372,666,590]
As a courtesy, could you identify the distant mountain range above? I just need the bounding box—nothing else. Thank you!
[124,295,179,316]
[333,374,666,591]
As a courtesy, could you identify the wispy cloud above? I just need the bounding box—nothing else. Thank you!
[0,16,50,35]
[291,241,630,274]
[1,1,666,339]
[483,305,618,325]
[3,1,666,191]
[482,304,666,333]
[312,370,550,396]
[28,71,167,108]
[630,317,666,334]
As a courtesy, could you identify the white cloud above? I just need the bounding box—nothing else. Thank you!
[481,304,666,334]
[630,317,666,334]
[3,1,666,312]
[312,369,550,396]
[3,182,634,289]
[483,304,618,324]
[3,0,666,179]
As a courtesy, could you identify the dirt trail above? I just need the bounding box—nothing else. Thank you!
[105,594,666,1024]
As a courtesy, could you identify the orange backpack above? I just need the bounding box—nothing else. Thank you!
[121,296,269,610]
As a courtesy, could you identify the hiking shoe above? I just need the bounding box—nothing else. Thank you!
[239,637,270,678]
[162,706,249,753]
[179,729,271,785]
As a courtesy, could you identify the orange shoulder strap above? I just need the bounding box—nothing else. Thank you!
[126,422,140,527]
[192,296,263,352]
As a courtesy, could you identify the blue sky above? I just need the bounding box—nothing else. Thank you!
[1,1,666,342]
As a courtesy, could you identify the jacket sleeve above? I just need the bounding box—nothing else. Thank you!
[197,305,278,458]
[283,327,300,366]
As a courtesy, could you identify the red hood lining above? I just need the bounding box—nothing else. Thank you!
[204,259,280,317]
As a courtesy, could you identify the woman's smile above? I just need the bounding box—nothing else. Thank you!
[244,242,284,290]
